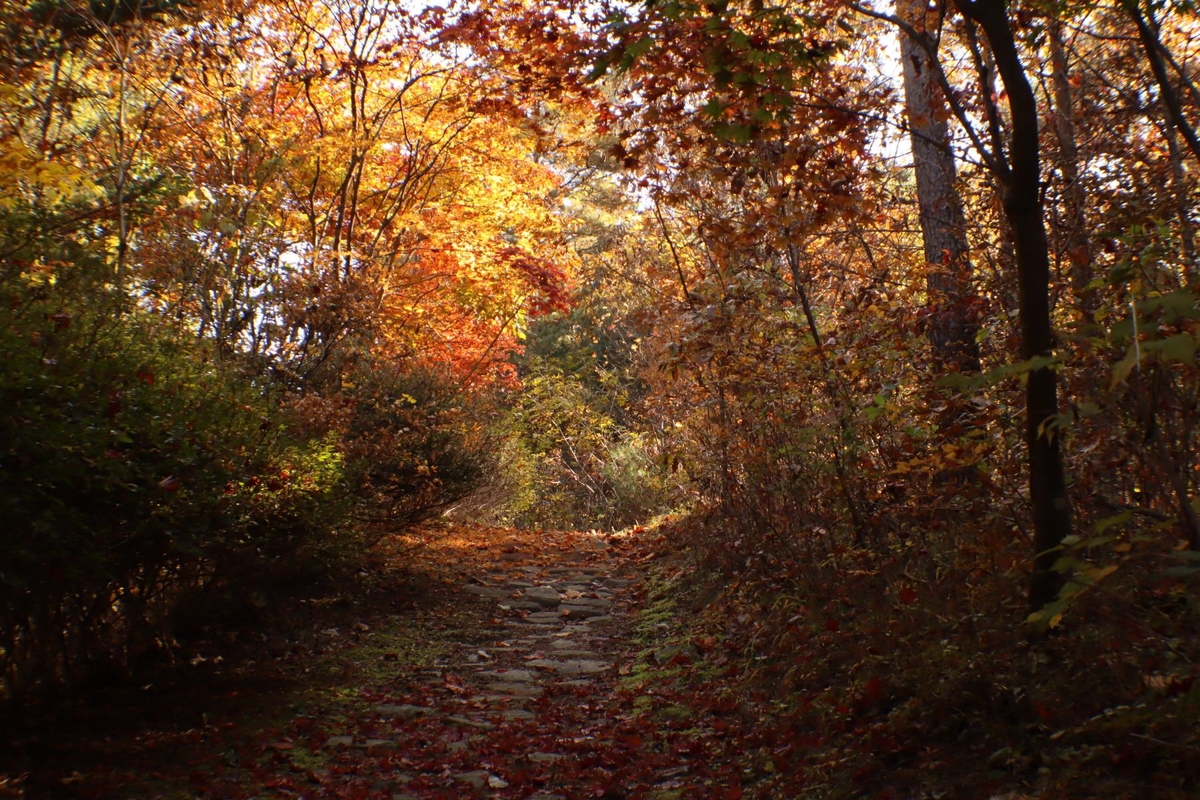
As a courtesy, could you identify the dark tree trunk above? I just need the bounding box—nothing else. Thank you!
[898,0,981,374]
[1124,0,1200,164]
[954,0,1075,610]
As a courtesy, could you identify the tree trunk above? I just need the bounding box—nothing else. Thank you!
[1048,22,1095,320]
[898,0,981,374]
[954,0,1075,610]
[1163,113,1198,285]
[1124,0,1200,164]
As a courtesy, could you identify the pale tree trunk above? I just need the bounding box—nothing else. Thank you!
[898,0,981,374]
[1163,115,1198,285]
[1048,22,1095,319]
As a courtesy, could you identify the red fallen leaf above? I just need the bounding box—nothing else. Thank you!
[443,673,468,694]
[864,677,884,702]
[266,741,293,751]
[825,619,840,633]
[724,786,744,800]
[897,586,918,605]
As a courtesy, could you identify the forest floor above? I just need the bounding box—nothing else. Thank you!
[5,521,1197,800]
[0,524,751,800]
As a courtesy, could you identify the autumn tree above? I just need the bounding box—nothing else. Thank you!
[896,0,981,374]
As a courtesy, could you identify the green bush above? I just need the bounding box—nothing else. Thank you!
[0,260,347,700]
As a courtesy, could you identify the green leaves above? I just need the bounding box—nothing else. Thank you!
[1163,550,1200,578]
[1107,287,1200,388]
[1027,562,1118,629]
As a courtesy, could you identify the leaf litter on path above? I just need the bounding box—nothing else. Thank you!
[2,523,719,799]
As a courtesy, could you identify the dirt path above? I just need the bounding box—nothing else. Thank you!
[301,527,653,799]
[3,525,710,800]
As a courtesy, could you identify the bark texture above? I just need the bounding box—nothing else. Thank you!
[898,0,981,373]
[1049,23,1095,319]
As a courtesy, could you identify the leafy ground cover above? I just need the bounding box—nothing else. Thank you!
[624,518,1200,800]
[0,525,673,799]
[4,520,1198,799]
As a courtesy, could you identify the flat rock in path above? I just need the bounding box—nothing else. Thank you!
[562,596,611,607]
[523,586,562,607]
[523,611,564,624]
[358,739,394,749]
[549,566,600,576]
[446,715,495,730]
[373,703,431,718]
[462,585,511,599]
[452,770,491,789]
[527,752,565,763]
[477,668,538,682]
[507,600,544,611]
[560,604,607,619]
[486,681,544,696]
[325,735,354,748]
[526,658,610,675]
[501,708,536,721]
[541,647,599,657]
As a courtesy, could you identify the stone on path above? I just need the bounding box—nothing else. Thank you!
[446,715,495,730]
[562,596,611,608]
[527,752,565,763]
[358,739,394,749]
[560,603,606,619]
[541,647,599,657]
[372,703,431,718]
[452,770,492,789]
[486,681,543,696]
[507,600,545,611]
[526,658,610,675]
[523,586,562,607]
[477,668,538,682]
[501,708,535,721]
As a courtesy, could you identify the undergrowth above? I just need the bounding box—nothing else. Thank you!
[631,515,1200,799]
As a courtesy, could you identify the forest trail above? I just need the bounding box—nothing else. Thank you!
[3,525,720,800]
[312,525,656,800]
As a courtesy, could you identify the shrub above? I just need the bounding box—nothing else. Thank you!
[0,259,347,701]
[338,360,495,538]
